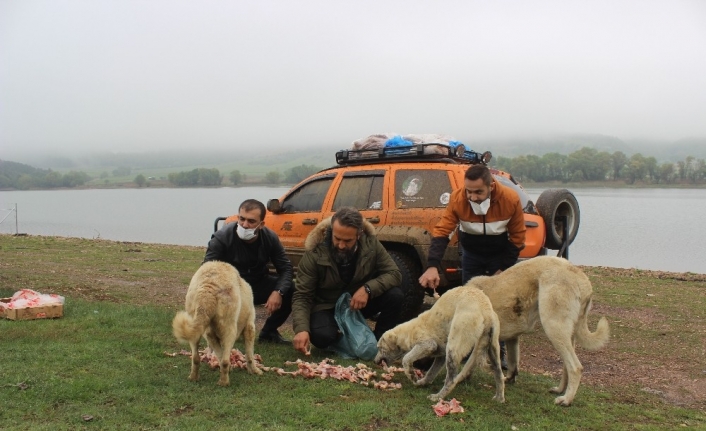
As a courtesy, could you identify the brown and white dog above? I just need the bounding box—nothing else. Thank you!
[172,261,262,386]
[470,255,610,406]
[374,285,505,403]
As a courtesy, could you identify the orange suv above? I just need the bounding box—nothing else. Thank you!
[220,142,579,320]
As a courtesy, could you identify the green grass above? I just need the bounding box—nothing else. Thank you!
[1,235,705,430]
[0,296,702,430]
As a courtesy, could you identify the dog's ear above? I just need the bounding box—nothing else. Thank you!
[384,332,397,348]
[378,332,393,350]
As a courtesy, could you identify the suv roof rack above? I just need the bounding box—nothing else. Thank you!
[335,143,492,166]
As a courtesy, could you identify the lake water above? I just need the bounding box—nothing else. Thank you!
[1,187,705,274]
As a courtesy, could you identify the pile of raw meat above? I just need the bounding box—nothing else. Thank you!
[0,289,65,310]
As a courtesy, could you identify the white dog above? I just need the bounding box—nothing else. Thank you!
[172,261,262,386]
[374,285,505,403]
[469,256,610,406]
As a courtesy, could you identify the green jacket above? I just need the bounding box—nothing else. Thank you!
[292,217,401,335]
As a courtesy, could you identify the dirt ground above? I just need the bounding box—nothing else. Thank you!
[516,303,706,410]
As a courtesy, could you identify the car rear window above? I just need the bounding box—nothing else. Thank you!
[394,169,452,208]
[333,174,385,211]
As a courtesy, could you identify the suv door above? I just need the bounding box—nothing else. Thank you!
[267,173,336,267]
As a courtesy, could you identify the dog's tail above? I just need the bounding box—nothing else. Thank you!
[576,298,610,351]
[172,310,209,345]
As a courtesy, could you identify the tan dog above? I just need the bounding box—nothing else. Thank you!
[469,255,610,406]
[374,285,505,403]
[172,261,262,386]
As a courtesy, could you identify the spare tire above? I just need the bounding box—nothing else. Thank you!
[387,250,424,323]
[536,189,580,250]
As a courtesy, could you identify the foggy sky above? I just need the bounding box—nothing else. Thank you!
[1,0,705,157]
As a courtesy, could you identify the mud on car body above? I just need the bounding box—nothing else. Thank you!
[217,141,580,321]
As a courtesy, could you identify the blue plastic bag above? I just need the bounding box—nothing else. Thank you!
[384,135,413,147]
[384,135,414,155]
[328,292,378,360]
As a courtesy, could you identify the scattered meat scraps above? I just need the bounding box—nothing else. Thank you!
[433,398,465,417]
[165,348,404,390]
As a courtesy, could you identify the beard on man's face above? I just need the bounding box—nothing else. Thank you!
[332,244,358,265]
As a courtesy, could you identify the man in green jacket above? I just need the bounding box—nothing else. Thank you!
[292,207,403,355]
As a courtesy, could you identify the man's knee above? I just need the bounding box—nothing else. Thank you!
[309,325,339,349]
[380,286,404,305]
[309,311,340,349]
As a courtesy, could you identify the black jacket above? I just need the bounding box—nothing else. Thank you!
[203,223,293,294]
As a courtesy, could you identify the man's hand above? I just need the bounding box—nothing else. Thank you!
[293,331,311,355]
[419,267,440,290]
[350,286,369,310]
[264,291,283,315]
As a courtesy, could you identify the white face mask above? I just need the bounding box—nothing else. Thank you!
[469,194,491,215]
[236,222,261,241]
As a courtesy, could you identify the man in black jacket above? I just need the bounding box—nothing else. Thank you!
[203,199,293,344]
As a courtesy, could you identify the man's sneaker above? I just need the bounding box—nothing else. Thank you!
[258,330,291,345]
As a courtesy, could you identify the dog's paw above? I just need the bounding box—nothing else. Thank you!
[414,378,429,386]
[217,379,230,387]
[554,395,572,407]
[549,385,563,394]
[428,393,441,402]
[493,394,506,403]
[250,367,264,375]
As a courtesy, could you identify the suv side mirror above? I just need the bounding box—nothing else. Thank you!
[267,199,282,214]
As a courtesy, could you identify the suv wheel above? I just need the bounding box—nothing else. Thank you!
[387,250,424,322]
[536,189,580,249]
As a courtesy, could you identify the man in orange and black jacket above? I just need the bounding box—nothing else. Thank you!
[419,164,526,291]
[418,164,526,368]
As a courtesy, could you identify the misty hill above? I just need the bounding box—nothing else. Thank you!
[8,134,706,173]
[473,134,633,158]
[473,134,706,161]
[0,159,44,187]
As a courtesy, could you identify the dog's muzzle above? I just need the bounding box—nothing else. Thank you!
[373,353,388,365]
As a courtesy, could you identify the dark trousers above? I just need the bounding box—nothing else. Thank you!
[461,249,516,284]
[309,286,404,349]
[461,249,513,360]
[250,275,293,333]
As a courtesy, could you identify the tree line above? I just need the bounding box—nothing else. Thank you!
[0,159,323,190]
[165,164,322,187]
[492,147,706,184]
[0,160,90,189]
[3,150,705,190]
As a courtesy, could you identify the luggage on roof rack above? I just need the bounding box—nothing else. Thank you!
[335,143,491,166]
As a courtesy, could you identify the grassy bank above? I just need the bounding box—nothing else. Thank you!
[1,235,704,430]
